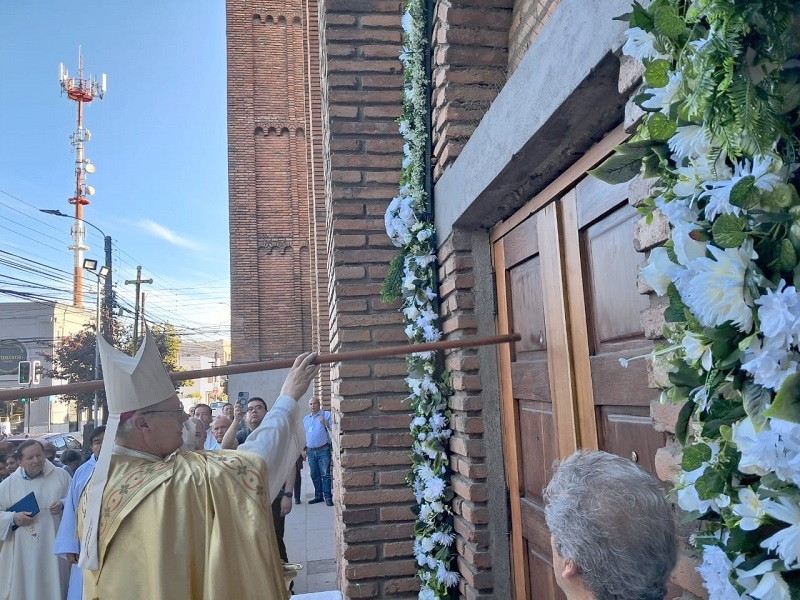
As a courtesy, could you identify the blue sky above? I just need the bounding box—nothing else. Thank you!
[0,1,231,345]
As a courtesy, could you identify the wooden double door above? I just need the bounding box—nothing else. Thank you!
[492,134,667,600]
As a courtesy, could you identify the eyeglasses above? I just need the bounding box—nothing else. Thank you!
[140,408,186,417]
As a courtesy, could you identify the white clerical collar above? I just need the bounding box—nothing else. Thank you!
[21,459,54,480]
[112,444,164,463]
[112,444,184,463]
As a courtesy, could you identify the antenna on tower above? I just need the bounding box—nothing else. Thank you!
[59,48,106,309]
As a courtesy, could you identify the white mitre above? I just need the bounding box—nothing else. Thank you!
[79,328,177,571]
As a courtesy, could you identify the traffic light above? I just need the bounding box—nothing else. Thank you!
[18,361,32,385]
[32,360,41,384]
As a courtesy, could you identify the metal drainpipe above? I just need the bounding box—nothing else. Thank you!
[423,0,435,222]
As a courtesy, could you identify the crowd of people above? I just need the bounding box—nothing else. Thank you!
[0,329,332,599]
[0,328,679,600]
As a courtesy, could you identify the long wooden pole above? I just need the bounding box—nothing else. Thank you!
[0,333,520,402]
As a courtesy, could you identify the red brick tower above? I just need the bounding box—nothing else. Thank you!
[226,0,329,403]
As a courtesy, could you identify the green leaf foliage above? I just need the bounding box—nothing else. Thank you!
[695,466,726,500]
[645,59,672,87]
[764,372,800,423]
[647,112,678,141]
[588,153,643,184]
[675,399,696,446]
[729,175,757,209]
[653,5,685,39]
[711,214,748,248]
[682,443,712,471]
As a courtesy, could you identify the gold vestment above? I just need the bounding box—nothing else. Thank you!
[80,449,288,600]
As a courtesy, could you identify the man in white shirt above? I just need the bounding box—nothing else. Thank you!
[194,403,219,449]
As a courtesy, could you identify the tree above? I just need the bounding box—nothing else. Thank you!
[46,320,187,421]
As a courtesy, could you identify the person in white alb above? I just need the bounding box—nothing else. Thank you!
[0,439,72,599]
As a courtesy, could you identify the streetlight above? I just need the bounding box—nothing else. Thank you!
[41,209,113,320]
[84,258,109,425]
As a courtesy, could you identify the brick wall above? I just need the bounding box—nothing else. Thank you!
[227,0,330,397]
[437,229,512,600]
[508,0,560,75]
[430,0,513,180]
[318,1,418,597]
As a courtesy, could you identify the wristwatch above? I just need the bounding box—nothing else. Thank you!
[280,491,293,499]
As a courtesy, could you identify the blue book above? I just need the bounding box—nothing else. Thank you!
[7,491,39,517]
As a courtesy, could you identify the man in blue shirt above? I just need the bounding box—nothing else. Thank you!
[54,425,105,600]
[303,398,333,506]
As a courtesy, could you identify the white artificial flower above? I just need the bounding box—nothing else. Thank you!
[418,586,436,600]
[701,155,784,220]
[696,545,743,600]
[750,571,791,600]
[413,251,436,267]
[403,270,418,291]
[669,125,711,160]
[419,502,433,522]
[675,244,754,333]
[641,246,680,296]
[404,305,421,320]
[416,463,436,481]
[400,11,413,33]
[735,559,780,598]
[683,331,713,371]
[641,71,682,114]
[435,563,460,587]
[677,465,720,514]
[406,376,422,396]
[422,324,442,343]
[672,153,731,200]
[769,419,800,485]
[731,487,767,530]
[760,496,800,567]
[732,417,780,477]
[689,28,714,53]
[412,415,426,427]
[738,563,791,600]
[622,27,671,62]
[398,119,411,136]
[431,530,455,546]
[420,536,435,552]
[429,413,446,430]
[756,281,800,348]
[741,336,799,391]
[417,228,432,242]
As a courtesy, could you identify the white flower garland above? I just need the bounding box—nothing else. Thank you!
[385,1,460,597]
[597,1,800,596]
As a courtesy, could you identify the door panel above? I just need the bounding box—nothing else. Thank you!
[499,212,566,600]
[494,132,666,599]
[580,201,666,473]
[596,406,663,474]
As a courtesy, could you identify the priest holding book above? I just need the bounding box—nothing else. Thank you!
[0,438,72,599]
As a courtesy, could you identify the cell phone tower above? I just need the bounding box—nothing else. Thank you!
[59,48,106,308]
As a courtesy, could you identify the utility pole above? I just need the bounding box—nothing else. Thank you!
[59,49,106,308]
[125,266,152,351]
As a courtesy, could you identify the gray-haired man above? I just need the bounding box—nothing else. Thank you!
[544,450,677,600]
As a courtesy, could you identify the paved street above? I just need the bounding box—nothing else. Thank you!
[284,464,337,594]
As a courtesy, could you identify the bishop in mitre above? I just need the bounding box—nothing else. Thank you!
[78,329,314,599]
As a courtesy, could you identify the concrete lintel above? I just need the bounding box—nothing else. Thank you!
[434,0,632,240]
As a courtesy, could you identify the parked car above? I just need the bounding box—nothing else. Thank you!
[4,432,83,459]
